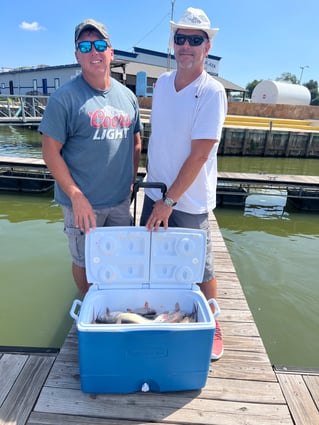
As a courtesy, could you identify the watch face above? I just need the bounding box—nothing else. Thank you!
[164,196,176,207]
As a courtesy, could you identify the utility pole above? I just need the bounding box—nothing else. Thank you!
[299,65,309,84]
[167,0,176,71]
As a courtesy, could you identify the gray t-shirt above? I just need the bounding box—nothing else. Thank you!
[39,74,141,208]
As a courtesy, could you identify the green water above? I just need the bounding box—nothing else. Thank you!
[217,150,319,367]
[218,155,319,176]
[0,126,318,368]
[0,125,42,157]
[215,207,319,368]
[0,191,77,349]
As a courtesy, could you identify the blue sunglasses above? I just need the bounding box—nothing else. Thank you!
[77,40,108,53]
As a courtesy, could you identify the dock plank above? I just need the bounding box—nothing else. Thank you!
[0,155,46,167]
[0,354,28,406]
[28,412,162,425]
[218,171,319,186]
[212,350,277,381]
[303,375,319,410]
[200,377,285,404]
[221,321,260,337]
[277,373,319,425]
[34,387,292,425]
[0,355,55,425]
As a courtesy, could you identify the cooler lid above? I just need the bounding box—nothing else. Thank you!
[85,227,206,288]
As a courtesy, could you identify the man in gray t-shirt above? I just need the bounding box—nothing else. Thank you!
[39,19,142,296]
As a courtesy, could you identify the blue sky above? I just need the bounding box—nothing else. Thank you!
[1,0,318,88]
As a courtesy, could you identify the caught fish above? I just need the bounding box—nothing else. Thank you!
[95,306,154,324]
[126,301,157,318]
[154,302,184,323]
[94,302,200,324]
[189,303,199,322]
[115,312,153,324]
[95,307,123,324]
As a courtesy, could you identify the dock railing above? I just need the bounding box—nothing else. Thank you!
[0,94,49,123]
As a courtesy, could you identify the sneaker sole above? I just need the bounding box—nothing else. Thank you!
[211,348,224,361]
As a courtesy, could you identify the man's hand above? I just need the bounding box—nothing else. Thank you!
[71,191,96,234]
[145,199,172,231]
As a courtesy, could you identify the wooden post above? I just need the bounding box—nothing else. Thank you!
[305,133,314,157]
[242,129,250,155]
[285,132,294,157]
[263,128,273,156]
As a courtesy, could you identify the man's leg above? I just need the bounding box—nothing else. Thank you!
[62,205,89,297]
[169,210,223,360]
[201,276,223,361]
[200,276,218,313]
[72,262,90,297]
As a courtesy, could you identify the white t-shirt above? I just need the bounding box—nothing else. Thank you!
[145,70,227,214]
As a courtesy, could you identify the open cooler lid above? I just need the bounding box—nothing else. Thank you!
[85,227,206,288]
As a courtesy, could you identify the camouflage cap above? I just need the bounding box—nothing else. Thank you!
[75,19,109,42]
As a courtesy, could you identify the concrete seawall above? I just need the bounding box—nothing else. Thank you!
[139,100,319,158]
[220,127,319,157]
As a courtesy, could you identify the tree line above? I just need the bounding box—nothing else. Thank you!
[245,73,319,105]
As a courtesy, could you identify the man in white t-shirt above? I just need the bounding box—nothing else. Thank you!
[140,7,227,360]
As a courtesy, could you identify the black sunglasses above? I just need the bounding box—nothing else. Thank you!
[77,40,108,53]
[174,34,207,47]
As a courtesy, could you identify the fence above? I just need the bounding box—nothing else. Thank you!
[0,94,49,123]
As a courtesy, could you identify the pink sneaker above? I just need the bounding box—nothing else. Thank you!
[211,321,223,360]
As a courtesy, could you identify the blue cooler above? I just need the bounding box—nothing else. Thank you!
[70,226,220,394]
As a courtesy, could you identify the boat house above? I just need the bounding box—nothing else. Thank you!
[0,47,245,98]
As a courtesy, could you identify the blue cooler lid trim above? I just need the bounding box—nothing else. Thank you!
[85,227,206,288]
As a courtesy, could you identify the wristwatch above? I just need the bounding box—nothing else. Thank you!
[163,195,177,207]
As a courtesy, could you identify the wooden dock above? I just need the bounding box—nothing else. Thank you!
[2,155,319,186]
[1,155,319,202]
[0,155,48,168]
[1,191,318,425]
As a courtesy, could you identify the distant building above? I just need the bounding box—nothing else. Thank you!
[0,46,245,97]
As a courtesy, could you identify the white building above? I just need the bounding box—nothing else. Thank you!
[0,47,245,97]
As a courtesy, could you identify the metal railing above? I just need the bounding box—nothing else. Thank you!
[0,94,49,122]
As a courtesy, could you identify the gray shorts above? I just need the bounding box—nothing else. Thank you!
[140,195,214,282]
[62,197,132,268]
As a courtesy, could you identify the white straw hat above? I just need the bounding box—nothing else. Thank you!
[170,7,219,40]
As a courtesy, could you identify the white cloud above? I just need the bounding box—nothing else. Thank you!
[19,21,46,31]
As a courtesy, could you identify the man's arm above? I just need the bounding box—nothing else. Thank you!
[145,138,217,230]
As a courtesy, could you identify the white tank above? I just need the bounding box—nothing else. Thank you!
[251,80,311,105]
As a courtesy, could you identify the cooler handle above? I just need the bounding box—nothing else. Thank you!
[132,181,167,226]
[207,298,221,319]
[70,299,82,321]
[132,181,167,197]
